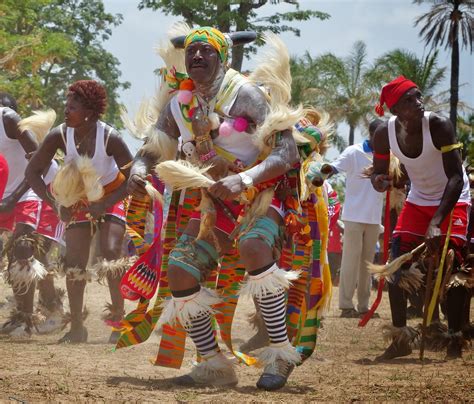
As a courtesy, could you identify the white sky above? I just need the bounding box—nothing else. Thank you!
[102,0,473,157]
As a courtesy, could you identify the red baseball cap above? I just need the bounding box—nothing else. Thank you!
[375,76,418,116]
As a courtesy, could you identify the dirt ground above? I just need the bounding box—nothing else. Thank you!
[0,278,472,403]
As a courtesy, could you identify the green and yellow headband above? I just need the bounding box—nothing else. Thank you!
[184,27,229,63]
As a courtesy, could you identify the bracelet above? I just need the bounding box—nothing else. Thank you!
[374,152,390,160]
[199,149,217,162]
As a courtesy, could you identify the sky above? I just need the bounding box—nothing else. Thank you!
[101,0,473,157]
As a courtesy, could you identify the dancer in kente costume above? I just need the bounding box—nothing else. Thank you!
[121,25,332,391]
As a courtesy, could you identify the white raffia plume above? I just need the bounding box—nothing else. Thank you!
[249,33,292,105]
[120,99,158,140]
[155,21,190,74]
[187,352,237,385]
[155,160,215,190]
[240,188,274,227]
[18,109,56,144]
[253,103,304,153]
[240,265,300,299]
[259,341,301,367]
[158,287,222,328]
[138,126,178,162]
[368,243,426,278]
[144,181,163,204]
[51,156,104,207]
[8,258,47,294]
[390,187,406,214]
[91,256,137,284]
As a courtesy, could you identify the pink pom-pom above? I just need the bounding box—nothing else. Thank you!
[233,116,248,132]
[177,90,193,104]
[218,120,234,137]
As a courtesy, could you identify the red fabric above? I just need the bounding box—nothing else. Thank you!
[375,76,417,116]
[68,199,126,225]
[190,197,283,235]
[394,201,469,242]
[0,154,8,199]
[36,203,64,243]
[0,200,40,232]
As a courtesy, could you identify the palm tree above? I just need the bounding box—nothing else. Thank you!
[414,0,474,134]
[295,41,380,146]
[374,48,446,106]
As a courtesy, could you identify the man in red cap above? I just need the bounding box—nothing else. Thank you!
[371,76,471,360]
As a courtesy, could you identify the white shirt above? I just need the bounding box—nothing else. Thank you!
[331,143,383,224]
[0,107,39,202]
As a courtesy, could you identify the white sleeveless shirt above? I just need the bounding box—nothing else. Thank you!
[64,121,119,185]
[0,107,38,202]
[388,111,470,206]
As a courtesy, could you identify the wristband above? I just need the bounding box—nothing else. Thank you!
[199,149,217,162]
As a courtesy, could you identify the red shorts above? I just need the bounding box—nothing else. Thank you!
[0,200,41,232]
[68,199,126,227]
[0,200,64,243]
[394,201,470,242]
[190,197,284,235]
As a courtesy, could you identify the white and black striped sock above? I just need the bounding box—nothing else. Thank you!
[255,290,288,345]
[186,311,219,357]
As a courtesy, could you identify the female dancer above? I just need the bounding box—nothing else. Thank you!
[26,80,133,343]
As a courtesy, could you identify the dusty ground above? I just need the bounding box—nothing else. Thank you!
[0,279,472,403]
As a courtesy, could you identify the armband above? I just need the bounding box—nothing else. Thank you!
[440,143,462,153]
[374,152,390,160]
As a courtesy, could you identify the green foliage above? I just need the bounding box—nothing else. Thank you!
[291,41,382,147]
[0,0,129,127]
[137,0,330,71]
[373,49,446,106]
[457,113,474,166]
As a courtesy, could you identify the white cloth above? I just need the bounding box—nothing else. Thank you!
[388,111,470,206]
[64,121,119,185]
[338,221,380,312]
[331,143,383,224]
[0,107,38,202]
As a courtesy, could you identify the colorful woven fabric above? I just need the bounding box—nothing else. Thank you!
[184,27,229,63]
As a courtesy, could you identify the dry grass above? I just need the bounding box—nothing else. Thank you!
[0,279,472,402]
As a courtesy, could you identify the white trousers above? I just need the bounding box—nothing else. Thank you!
[338,221,380,312]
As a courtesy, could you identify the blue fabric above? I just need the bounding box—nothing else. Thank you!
[168,234,219,282]
[363,139,373,153]
[239,216,281,250]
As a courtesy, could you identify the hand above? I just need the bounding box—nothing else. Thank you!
[372,174,393,192]
[425,221,442,253]
[308,163,332,187]
[208,174,245,200]
[87,200,106,220]
[58,205,73,223]
[206,155,236,181]
[127,173,148,198]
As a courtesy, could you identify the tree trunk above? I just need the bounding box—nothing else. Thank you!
[231,47,245,72]
[348,124,355,146]
[449,19,459,134]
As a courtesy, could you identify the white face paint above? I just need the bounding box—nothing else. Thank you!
[182,141,198,161]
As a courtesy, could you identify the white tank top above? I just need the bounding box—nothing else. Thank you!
[0,107,39,202]
[388,111,470,206]
[170,95,260,167]
[64,121,119,185]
